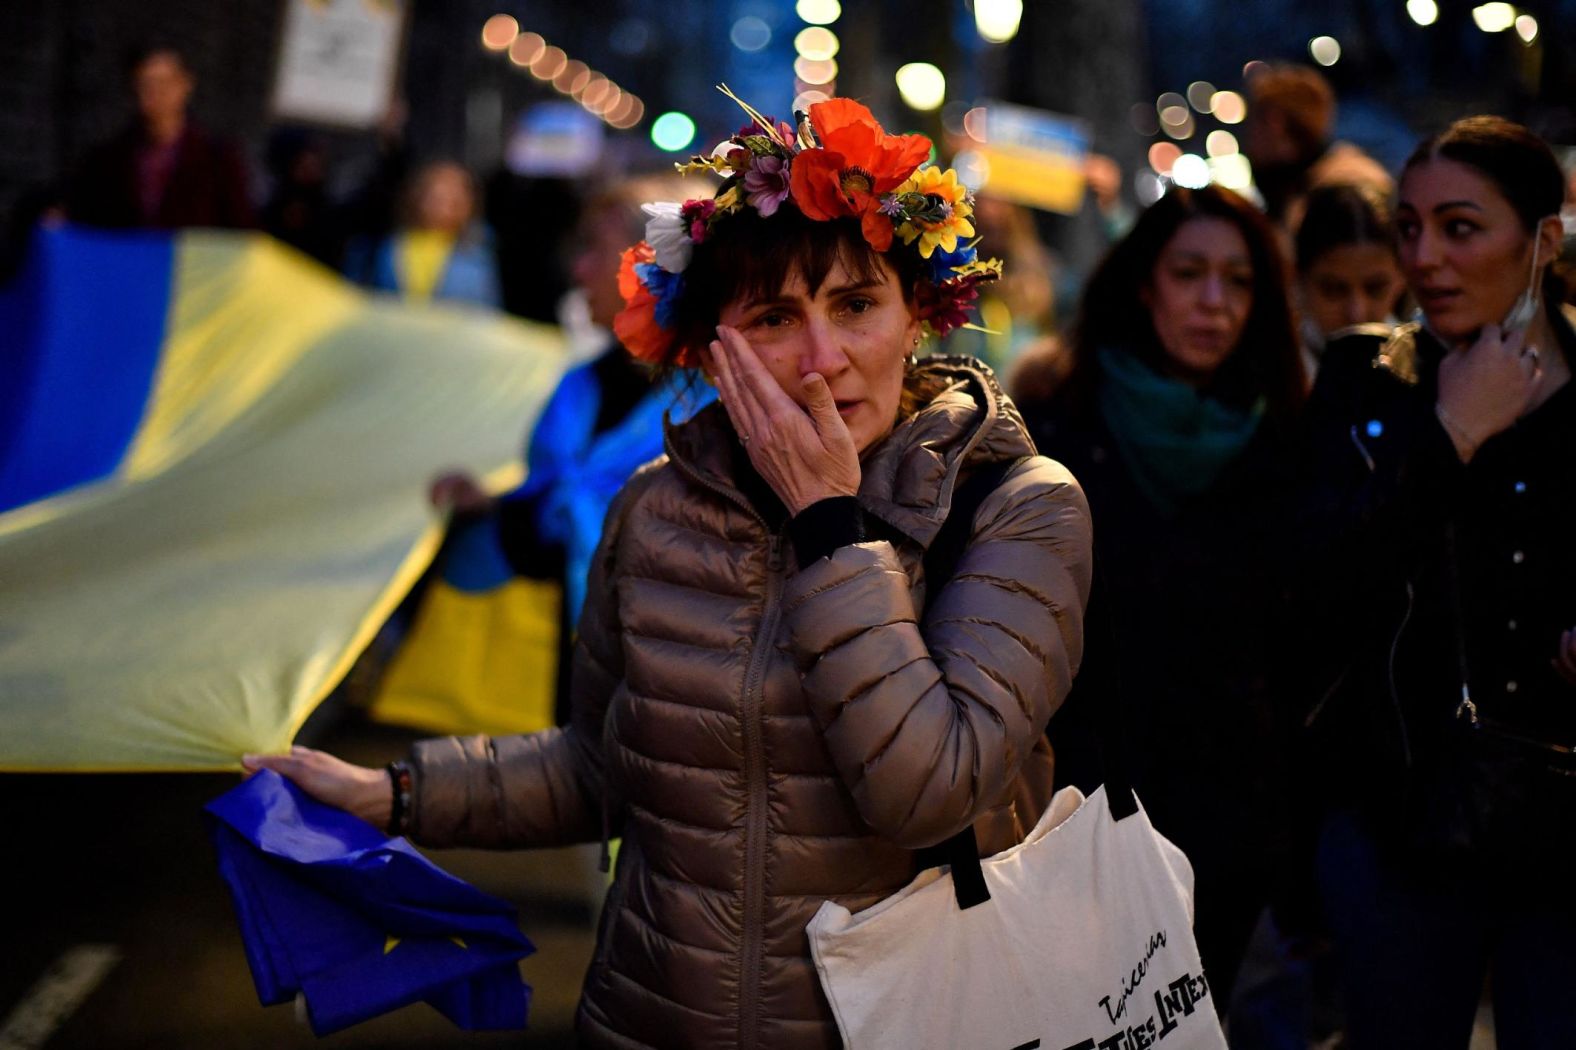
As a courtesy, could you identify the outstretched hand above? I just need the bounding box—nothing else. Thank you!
[705,325,861,516]
[241,746,392,830]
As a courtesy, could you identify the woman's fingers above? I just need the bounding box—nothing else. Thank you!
[706,338,759,443]
[801,372,854,454]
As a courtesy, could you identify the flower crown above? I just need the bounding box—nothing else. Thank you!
[614,87,1004,368]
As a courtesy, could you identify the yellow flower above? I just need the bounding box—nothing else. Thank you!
[894,166,975,258]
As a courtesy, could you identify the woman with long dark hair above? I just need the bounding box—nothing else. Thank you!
[1012,184,1305,1008]
[1294,182,1407,379]
[1300,116,1575,1048]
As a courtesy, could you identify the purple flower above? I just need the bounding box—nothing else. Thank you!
[878,194,904,218]
[743,155,792,217]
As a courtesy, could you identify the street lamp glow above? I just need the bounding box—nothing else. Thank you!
[895,63,946,111]
[1406,0,1439,26]
[974,0,1024,43]
[794,26,840,60]
[651,112,697,152]
[1171,154,1210,189]
[1309,36,1341,66]
[1206,130,1239,157]
[1471,3,1516,32]
[1515,14,1538,42]
[481,14,518,50]
[796,0,842,25]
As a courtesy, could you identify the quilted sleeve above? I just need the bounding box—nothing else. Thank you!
[782,455,1092,848]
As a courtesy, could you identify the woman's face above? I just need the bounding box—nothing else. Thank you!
[1142,217,1254,383]
[717,253,920,454]
[1397,158,1540,343]
[1300,242,1405,337]
[414,166,474,234]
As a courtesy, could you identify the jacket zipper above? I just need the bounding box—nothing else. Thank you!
[739,532,784,1049]
[664,442,784,1047]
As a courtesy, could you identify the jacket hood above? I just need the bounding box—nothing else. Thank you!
[664,354,1036,547]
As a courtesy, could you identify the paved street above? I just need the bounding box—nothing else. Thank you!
[0,711,598,1049]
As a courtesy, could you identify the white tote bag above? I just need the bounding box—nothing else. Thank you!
[807,785,1227,1050]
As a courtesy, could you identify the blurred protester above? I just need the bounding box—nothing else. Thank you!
[1241,63,1391,237]
[943,195,1058,372]
[1085,151,1136,242]
[344,160,500,309]
[425,175,711,722]
[67,44,253,230]
[261,128,343,268]
[1012,184,1305,1011]
[1295,182,1407,379]
[1297,116,1575,1049]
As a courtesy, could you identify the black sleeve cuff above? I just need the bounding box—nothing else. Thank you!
[789,496,865,566]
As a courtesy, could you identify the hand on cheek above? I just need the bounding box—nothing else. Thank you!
[710,325,860,516]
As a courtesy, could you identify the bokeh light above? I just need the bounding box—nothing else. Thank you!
[796,0,842,24]
[650,112,697,152]
[792,90,832,114]
[1471,3,1516,32]
[794,57,838,85]
[1148,142,1182,175]
[794,26,840,60]
[1187,81,1216,113]
[1515,14,1539,42]
[1206,131,1239,157]
[729,16,772,52]
[481,14,518,51]
[1210,91,1246,124]
[964,106,989,142]
[895,63,946,111]
[1171,154,1210,189]
[1406,0,1439,26]
[530,46,567,80]
[553,59,588,94]
[974,0,1024,43]
[1309,36,1341,66]
[1134,170,1165,206]
[507,32,545,68]
[1209,154,1254,191]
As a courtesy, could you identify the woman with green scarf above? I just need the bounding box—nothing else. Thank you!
[1011,184,1305,1013]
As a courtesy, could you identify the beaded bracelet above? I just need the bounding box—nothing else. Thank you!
[386,760,413,836]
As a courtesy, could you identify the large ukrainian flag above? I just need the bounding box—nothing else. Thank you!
[0,227,566,771]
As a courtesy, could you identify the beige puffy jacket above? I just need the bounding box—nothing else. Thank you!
[407,357,1093,1048]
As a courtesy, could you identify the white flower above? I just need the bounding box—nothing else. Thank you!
[642,201,692,273]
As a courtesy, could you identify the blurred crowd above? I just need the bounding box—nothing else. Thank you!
[10,38,1576,1050]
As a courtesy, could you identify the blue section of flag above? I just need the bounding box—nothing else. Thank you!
[204,770,534,1035]
[0,226,174,513]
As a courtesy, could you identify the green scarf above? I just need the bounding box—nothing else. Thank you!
[1096,347,1265,517]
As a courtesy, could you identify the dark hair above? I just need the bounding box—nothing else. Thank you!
[1246,64,1335,155]
[1295,183,1397,272]
[1403,116,1568,302]
[1060,184,1304,423]
[671,205,922,360]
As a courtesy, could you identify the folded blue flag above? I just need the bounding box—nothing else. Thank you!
[205,770,534,1035]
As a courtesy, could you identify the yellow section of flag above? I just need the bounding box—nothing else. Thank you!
[0,232,565,771]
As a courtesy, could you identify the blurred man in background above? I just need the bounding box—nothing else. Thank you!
[67,44,253,230]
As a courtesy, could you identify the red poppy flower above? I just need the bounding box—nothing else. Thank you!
[613,243,682,365]
[788,98,931,252]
